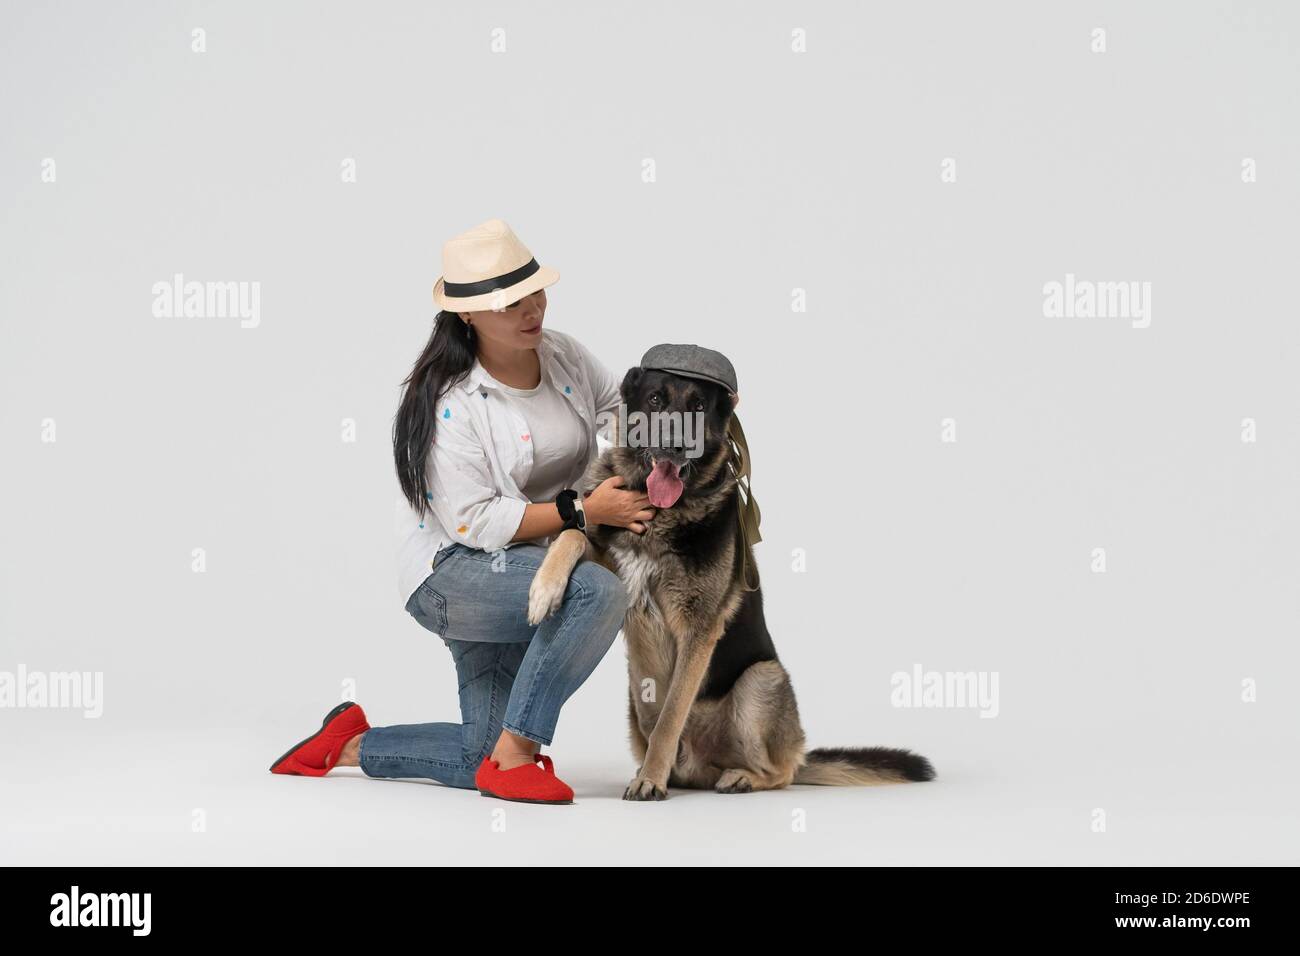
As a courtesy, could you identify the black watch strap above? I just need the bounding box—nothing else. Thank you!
[555,489,585,532]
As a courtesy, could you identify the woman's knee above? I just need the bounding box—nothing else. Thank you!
[569,561,628,619]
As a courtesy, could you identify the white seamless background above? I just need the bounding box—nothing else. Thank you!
[1,0,1297,865]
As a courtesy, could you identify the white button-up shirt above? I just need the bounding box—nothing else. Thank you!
[394,327,622,603]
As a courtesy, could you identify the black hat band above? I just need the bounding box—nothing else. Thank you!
[442,258,540,298]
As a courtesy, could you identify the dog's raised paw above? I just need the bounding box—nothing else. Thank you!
[527,572,567,626]
[715,769,755,794]
[623,775,668,801]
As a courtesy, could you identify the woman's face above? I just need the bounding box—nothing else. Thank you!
[459,289,547,351]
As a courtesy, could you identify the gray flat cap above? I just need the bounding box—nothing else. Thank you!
[638,343,737,394]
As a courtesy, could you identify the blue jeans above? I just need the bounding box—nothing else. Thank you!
[359,542,628,789]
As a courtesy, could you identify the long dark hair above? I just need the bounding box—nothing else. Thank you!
[393,310,477,517]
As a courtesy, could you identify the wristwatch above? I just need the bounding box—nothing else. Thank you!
[555,488,586,532]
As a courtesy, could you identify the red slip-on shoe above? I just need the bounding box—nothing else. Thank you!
[475,753,575,805]
[269,701,370,776]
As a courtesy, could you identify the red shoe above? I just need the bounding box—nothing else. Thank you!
[475,753,574,804]
[269,701,370,776]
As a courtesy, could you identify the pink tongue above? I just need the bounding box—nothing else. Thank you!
[646,460,684,508]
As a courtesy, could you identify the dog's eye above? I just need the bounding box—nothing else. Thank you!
[692,399,705,412]
[647,394,661,408]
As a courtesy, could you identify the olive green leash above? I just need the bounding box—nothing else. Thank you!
[725,414,762,591]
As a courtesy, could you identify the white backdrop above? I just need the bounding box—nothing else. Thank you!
[2,1,1297,865]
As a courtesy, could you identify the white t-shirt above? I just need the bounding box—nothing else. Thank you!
[482,365,589,504]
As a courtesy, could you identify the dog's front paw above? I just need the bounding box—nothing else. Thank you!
[622,775,668,801]
[527,570,567,626]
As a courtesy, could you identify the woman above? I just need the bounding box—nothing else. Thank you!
[270,219,653,804]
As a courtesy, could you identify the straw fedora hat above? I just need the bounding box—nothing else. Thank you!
[432,218,560,312]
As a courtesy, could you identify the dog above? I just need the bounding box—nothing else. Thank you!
[527,365,935,800]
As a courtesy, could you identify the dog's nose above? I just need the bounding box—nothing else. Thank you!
[656,447,690,466]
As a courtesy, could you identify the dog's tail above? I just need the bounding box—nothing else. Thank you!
[793,746,935,786]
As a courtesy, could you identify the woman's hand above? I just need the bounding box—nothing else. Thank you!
[584,475,656,534]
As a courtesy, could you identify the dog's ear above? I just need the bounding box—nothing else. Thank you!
[620,366,644,403]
